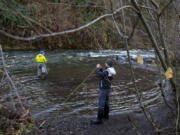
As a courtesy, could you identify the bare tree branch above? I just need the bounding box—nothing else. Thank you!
[150,0,159,9]
[131,0,167,71]
[157,17,171,67]
[128,18,139,41]
[118,0,159,133]
[0,5,133,41]
[138,5,157,13]
[0,44,26,113]
[128,115,142,135]
[155,54,175,116]
[112,15,128,39]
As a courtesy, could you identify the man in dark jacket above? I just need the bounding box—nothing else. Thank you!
[91,59,116,125]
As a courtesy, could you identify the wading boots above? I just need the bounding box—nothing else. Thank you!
[90,109,103,125]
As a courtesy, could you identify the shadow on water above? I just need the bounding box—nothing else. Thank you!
[1,49,162,120]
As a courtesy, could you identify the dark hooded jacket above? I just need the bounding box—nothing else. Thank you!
[96,67,116,89]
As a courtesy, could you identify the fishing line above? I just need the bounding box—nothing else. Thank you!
[42,56,117,128]
[47,67,96,127]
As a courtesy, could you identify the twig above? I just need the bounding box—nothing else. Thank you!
[157,14,171,67]
[131,0,177,92]
[150,0,159,9]
[131,0,167,71]
[49,68,96,127]
[144,0,176,115]
[138,5,157,13]
[7,82,16,111]
[112,15,128,39]
[155,54,175,116]
[128,18,139,41]
[0,44,44,134]
[128,115,142,135]
[0,44,26,113]
[115,0,159,133]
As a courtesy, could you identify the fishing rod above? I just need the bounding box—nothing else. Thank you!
[46,67,96,127]
[43,56,117,128]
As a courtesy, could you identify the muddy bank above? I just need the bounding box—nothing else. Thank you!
[33,65,175,135]
[43,107,174,135]
[36,80,175,135]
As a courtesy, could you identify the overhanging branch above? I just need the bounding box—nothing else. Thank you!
[0,5,133,41]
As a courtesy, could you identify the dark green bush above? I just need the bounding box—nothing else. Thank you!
[0,0,30,28]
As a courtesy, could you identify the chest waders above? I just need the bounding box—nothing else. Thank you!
[37,63,47,80]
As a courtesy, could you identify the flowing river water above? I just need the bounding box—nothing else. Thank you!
[1,49,162,121]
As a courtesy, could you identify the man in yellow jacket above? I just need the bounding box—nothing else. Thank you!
[35,51,47,78]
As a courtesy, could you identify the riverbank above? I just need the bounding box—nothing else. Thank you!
[43,104,175,135]
[33,64,175,135]
[37,76,176,135]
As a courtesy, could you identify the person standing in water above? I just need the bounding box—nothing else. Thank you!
[91,59,116,125]
[35,51,47,78]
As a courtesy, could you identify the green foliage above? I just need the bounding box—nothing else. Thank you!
[0,0,30,28]
[15,122,34,134]
[25,123,34,134]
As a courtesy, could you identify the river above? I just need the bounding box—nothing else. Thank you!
[1,49,162,121]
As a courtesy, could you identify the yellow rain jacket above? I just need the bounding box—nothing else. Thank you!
[35,54,47,63]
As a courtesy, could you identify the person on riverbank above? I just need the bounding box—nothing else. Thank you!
[35,51,47,78]
[91,59,116,125]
